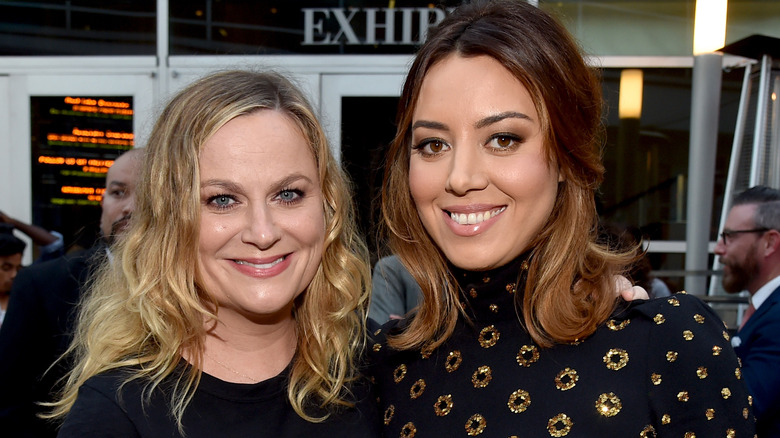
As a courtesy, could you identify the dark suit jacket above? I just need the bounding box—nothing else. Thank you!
[734,284,780,437]
[0,245,104,438]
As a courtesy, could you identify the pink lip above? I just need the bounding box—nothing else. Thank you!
[441,205,504,237]
[230,253,292,278]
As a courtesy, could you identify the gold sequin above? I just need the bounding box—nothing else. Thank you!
[482,275,490,283]
[508,389,531,413]
[383,405,395,425]
[651,373,662,385]
[373,343,382,352]
[694,314,705,323]
[677,391,690,402]
[640,425,657,437]
[554,368,579,391]
[705,408,715,420]
[603,348,629,370]
[683,330,694,341]
[653,314,666,324]
[743,407,749,419]
[697,367,708,379]
[472,366,493,388]
[420,345,433,359]
[374,328,382,336]
[667,297,680,306]
[595,392,622,417]
[712,345,722,355]
[735,368,742,379]
[726,429,736,438]
[400,422,416,438]
[721,387,732,399]
[506,282,517,294]
[465,414,487,436]
[517,345,540,367]
[410,379,426,399]
[434,394,453,416]
[521,260,529,270]
[489,304,499,313]
[606,319,630,331]
[469,288,478,298]
[748,395,753,405]
[393,364,407,383]
[723,331,730,341]
[683,433,696,438]
[547,413,573,437]
[666,351,678,362]
[445,351,462,373]
[478,325,500,348]
[661,414,671,424]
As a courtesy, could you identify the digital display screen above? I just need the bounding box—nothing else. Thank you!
[30,95,134,251]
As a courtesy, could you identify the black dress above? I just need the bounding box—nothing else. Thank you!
[58,364,380,437]
[368,258,755,437]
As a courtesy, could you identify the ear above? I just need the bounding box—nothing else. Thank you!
[762,229,780,258]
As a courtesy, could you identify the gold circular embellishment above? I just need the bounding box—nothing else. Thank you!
[694,314,705,323]
[595,392,622,417]
[489,304,499,313]
[653,314,666,324]
[603,348,629,370]
[471,366,493,388]
[640,425,657,437]
[482,275,491,283]
[554,368,579,391]
[661,414,671,424]
[373,343,382,352]
[517,345,540,367]
[667,297,680,306]
[683,433,696,438]
[410,379,426,399]
[712,345,722,355]
[521,260,529,270]
[383,405,395,425]
[478,325,500,348]
[506,282,517,294]
[433,394,453,417]
[374,328,382,336]
[393,364,407,383]
[666,351,678,362]
[651,373,662,385]
[726,429,736,438]
[735,368,742,379]
[508,389,531,413]
[722,330,730,341]
[683,330,694,341]
[469,288,478,298]
[749,395,753,405]
[743,407,749,419]
[697,367,708,379]
[465,414,487,436]
[705,408,715,420]
[400,422,416,438]
[445,350,462,373]
[420,344,433,359]
[547,413,573,437]
[607,319,630,331]
[677,391,689,402]
[721,387,732,399]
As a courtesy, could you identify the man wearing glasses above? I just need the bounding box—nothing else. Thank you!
[714,185,780,437]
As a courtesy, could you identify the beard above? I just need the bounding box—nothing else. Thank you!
[721,248,760,293]
[104,215,131,246]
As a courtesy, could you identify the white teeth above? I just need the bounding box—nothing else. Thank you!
[235,257,284,269]
[450,207,505,225]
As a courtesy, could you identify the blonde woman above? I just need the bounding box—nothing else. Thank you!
[50,71,378,437]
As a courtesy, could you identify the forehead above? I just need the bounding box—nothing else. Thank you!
[0,253,22,266]
[726,204,757,227]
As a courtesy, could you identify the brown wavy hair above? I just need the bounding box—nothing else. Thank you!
[382,0,631,350]
[48,70,370,429]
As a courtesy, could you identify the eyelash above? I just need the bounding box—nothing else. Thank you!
[412,138,450,158]
[487,133,524,151]
[412,133,524,157]
[276,188,304,205]
[205,188,305,210]
[206,194,237,210]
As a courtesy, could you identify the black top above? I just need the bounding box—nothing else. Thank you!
[58,365,380,437]
[368,257,755,437]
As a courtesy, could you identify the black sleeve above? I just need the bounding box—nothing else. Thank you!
[58,381,140,438]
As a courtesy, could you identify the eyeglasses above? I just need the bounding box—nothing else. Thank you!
[719,228,769,245]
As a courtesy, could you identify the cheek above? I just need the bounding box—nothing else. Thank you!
[408,159,436,206]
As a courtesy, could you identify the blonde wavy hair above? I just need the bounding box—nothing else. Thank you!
[49,70,370,428]
[382,0,633,351]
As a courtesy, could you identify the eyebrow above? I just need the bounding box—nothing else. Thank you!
[201,173,314,193]
[412,111,533,132]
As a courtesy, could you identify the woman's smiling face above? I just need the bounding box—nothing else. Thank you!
[408,54,561,271]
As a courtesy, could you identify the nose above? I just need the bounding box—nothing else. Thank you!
[445,145,488,195]
[713,237,725,256]
[242,203,282,250]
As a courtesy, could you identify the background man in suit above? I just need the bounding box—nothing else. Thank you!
[0,148,143,437]
[715,185,780,437]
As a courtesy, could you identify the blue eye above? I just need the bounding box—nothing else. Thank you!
[208,194,236,209]
[278,189,302,204]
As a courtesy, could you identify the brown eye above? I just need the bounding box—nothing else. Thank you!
[496,136,512,148]
[429,141,444,153]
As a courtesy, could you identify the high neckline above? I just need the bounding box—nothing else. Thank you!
[450,255,530,322]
